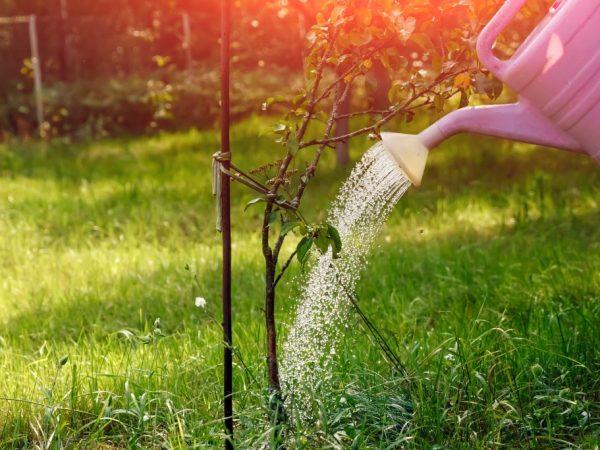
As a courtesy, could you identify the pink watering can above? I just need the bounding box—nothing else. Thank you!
[382,0,600,186]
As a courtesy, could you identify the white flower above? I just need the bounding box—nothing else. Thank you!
[195,297,207,308]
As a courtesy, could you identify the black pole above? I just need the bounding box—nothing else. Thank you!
[220,0,233,448]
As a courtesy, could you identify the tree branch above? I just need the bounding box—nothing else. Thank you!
[266,30,339,202]
[311,43,385,106]
[291,77,352,208]
[334,108,392,120]
[300,68,468,148]
[274,249,298,287]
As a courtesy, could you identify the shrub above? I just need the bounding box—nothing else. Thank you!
[0,64,300,139]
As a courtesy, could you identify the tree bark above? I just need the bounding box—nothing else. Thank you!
[372,60,390,111]
[261,203,282,393]
[265,259,281,391]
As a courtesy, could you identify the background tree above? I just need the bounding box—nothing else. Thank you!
[0,0,312,136]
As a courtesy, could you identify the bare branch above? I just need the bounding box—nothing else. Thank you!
[291,78,352,207]
[334,109,392,120]
[312,40,393,110]
[274,249,298,287]
[300,69,468,148]
[266,30,339,201]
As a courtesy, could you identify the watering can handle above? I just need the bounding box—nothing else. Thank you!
[477,0,528,80]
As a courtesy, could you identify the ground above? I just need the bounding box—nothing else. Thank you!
[0,117,598,448]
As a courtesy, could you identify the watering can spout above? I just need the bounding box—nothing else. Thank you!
[380,133,429,187]
[381,102,583,187]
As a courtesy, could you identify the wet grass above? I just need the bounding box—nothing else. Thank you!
[0,117,598,448]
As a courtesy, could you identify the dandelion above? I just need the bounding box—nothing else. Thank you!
[195,297,207,308]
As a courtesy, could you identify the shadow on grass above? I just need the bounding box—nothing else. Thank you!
[4,134,598,249]
[5,204,596,354]
[1,253,269,350]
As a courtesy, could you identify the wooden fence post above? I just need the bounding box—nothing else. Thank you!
[28,14,44,136]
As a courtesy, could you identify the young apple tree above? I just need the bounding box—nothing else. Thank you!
[243,0,549,402]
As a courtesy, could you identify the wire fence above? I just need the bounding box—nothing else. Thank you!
[0,8,303,137]
[0,11,220,134]
[0,12,218,83]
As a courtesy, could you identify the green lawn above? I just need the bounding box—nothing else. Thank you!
[0,117,598,448]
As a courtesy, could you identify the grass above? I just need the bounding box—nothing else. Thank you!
[0,116,598,448]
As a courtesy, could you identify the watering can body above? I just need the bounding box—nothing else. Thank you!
[382,0,600,186]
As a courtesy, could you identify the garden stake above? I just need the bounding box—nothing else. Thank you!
[220,0,234,447]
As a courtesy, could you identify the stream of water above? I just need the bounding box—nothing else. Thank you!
[281,142,412,419]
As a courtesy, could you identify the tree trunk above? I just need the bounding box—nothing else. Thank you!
[263,231,287,439]
[372,60,390,111]
[265,261,281,391]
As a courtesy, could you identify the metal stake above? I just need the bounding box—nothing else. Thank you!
[220,0,233,448]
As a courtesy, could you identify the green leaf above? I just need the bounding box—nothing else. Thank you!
[273,122,289,135]
[433,95,445,114]
[244,197,266,211]
[281,220,300,236]
[292,92,306,106]
[118,329,136,341]
[387,81,405,104]
[473,72,504,100]
[410,33,435,53]
[265,95,287,106]
[268,211,279,225]
[327,224,342,257]
[315,229,329,254]
[348,30,373,47]
[296,237,313,265]
[287,134,299,156]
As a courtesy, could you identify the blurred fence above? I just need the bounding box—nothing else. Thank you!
[0,11,219,85]
[0,8,302,137]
